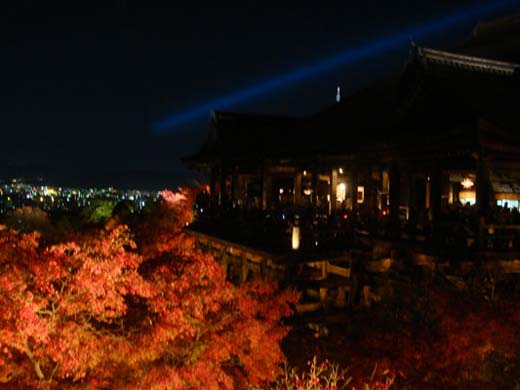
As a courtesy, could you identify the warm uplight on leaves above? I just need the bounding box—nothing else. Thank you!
[0,187,298,389]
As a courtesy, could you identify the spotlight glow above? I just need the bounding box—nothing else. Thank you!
[152,0,520,133]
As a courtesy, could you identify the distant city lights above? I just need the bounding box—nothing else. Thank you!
[0,179,161,215]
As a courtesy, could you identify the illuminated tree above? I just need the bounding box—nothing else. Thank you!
[129,187,299,389]
[0,225,151,386]
[343,284,520,390]
[133,188,197,259]
[80,199,115,224]
[0,188,298,389]
[4,206,51,233]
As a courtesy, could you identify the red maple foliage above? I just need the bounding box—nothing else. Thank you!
[342,283,520,390]
[134,188,197,259]
[279,275,520,390]
[0,188,298,389]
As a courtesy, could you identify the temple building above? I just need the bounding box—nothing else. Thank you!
[184,15,520,311]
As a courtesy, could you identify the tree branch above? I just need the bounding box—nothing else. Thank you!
[36,309,54,316]
[48,362,59,383]
[24,342,45,380]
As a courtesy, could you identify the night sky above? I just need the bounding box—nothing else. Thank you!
[1,1,519,189]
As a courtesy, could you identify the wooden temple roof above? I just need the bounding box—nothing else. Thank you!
[415,47,520,76]
[185,15,520,166]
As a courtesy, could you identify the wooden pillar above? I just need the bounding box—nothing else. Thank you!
[222,253,230,278]
[261,161,272,210]
[381,169,389,210]
[389,164,401,222]
[311,167,319,207]
[453,183,460,203]
[350,168,358,211]
[321,260,329,279]
[430,164,442,226]
[408,173,415,211]
[219,164,228,207]
[319,287,328,309]
[294,171,302,205]
[241,257,248,283]
[476,155,491,216]
[425,177,431,209]
[329,168,338,214]
[210,165,218,209]
[364,166,376,211]
[231,167,239,206]
[476,155,492,248]
[336,287,347,308]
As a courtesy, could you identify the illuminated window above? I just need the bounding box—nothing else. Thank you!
[497,199,519,209]
[291,226,300,250]
[357,186,364,204]
[336,182,346,202]
[459,190,476,205]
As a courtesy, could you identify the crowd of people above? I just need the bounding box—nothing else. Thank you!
[193,189,520,253]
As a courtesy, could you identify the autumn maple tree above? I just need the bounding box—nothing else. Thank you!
[0,188,298,389]
[324,280,520,390]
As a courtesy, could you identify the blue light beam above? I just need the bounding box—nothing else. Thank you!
[152,0,520,133]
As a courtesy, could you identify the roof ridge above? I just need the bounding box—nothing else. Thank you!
[416,46,520,76]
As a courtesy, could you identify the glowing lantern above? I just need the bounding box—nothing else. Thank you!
[336,182,346,202]
[461,177,474,189]
[291,226,300,250]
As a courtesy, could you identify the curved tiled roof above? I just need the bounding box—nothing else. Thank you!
[187,14,520,165]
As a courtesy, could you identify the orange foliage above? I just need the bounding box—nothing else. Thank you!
[0,188,298,389]
[134,187,197,259]
[345,285,520,389]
